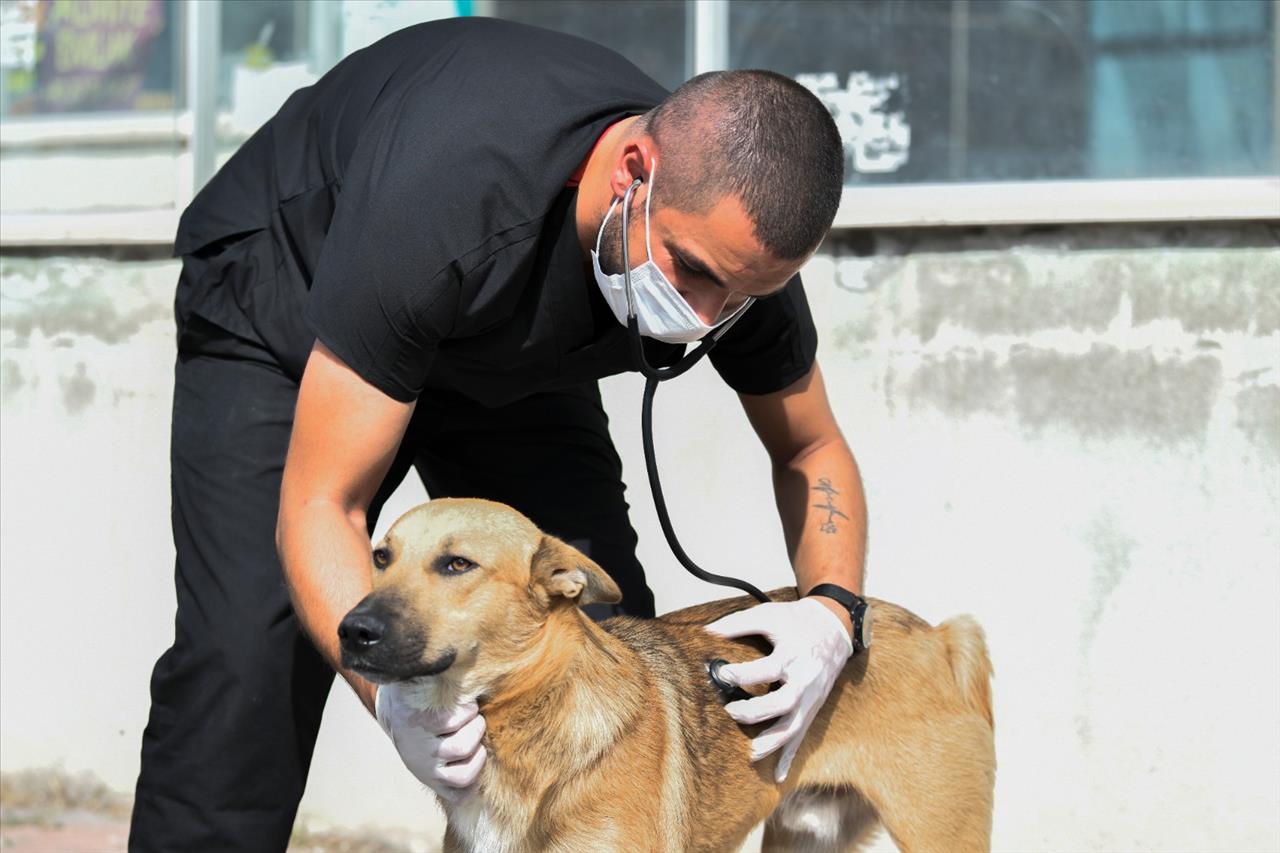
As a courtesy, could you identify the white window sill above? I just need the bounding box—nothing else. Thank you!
[1,175,1275,248]
[0,209,179,247]
[0,111,255,149]
[833,177,1280,228]
[0,113,190,148]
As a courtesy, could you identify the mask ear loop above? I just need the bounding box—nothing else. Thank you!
[643,158,656,262]
[710,296,756,340]
[595,196,619,256]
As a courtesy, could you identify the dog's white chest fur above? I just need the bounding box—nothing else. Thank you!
[394,687,523,852]
[450,797,521,853]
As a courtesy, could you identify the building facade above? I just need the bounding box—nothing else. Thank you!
[2,1,1278,849]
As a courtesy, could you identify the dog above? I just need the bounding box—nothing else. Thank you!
[339,498,995,852]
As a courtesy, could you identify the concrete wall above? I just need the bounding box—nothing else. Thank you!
[2,222,1278,851]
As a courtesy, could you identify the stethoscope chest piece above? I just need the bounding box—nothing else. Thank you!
[707,658,753,704]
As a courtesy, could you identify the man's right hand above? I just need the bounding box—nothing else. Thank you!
[375,684,487,803]
[277,342,417,711]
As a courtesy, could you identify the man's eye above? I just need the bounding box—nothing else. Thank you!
[372,548,391,569]
[444,556,475,574]
[674,256,700,277]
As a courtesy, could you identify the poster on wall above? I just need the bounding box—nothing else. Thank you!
[9,0,176,115]
[0,0,39,73]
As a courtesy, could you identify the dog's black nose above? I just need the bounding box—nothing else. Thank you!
[338,610,386,649]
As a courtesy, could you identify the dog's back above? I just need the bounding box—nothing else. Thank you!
[607,589,996,852]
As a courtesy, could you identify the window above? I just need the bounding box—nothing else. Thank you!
[215,0,317,159]
[2,0,1275,246]
[488,0,688,91]
[0,0,183,231]
[0,0,180,117]
[1090,0,1274,179]
[729,0,1277,186]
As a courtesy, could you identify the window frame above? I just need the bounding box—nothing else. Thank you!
[833,177,1280,227]
[1,0,1276,248]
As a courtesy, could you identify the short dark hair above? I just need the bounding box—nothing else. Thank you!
[642,70,844,260]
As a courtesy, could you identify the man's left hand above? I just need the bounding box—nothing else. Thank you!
[705,597,853,782]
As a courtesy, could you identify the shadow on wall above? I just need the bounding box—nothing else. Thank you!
[824,220,1280,454]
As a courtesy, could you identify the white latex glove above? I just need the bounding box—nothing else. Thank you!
[706,597,853,783]
[375,684,487,803]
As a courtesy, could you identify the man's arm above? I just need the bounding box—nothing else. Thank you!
[707,359,867,782]
[738,360,867,631]
[276,341,415,714]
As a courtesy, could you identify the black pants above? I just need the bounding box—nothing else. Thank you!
[129,314,652,852]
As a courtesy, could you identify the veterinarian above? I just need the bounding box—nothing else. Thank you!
[131,18,867,851]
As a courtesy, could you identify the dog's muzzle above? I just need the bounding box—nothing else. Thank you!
[338,595,457,681]
[338,600,394,676]
[338,609,387,651]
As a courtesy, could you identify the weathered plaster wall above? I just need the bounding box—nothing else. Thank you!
[2,222,1277,851]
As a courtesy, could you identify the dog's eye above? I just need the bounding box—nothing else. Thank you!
[372,547,391,569]
[445,556,475,574]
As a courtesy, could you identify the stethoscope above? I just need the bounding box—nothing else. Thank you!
[618,176,771,605]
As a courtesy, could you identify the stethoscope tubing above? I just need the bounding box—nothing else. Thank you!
[640,374,772,603]
[619,176,772,604]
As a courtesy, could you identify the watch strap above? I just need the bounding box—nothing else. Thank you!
[804,582,870,653]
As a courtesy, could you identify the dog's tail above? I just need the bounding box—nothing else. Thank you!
[938,615,994,730]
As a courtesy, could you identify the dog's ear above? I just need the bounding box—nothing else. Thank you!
[530,535,623,606]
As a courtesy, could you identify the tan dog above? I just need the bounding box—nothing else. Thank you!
[339,498,995,852]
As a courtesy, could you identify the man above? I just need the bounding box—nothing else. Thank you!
[131,17,866,851]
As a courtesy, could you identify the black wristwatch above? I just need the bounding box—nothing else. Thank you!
[805,583,871,654]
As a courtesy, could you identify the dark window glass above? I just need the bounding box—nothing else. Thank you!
[729,0,1277,184]
[1089,0,1274,178]
[217,0,310,110]
[215,0,313,143]
[490,0,688,92]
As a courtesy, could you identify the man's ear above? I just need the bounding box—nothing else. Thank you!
[608,136,657,199]
[530,535,623,606]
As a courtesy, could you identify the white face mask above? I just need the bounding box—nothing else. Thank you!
[590,161,752,345]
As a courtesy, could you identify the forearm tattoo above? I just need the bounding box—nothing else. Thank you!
[811,477,850,534]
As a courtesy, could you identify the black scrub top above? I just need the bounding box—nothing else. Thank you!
[174,17,817,408]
